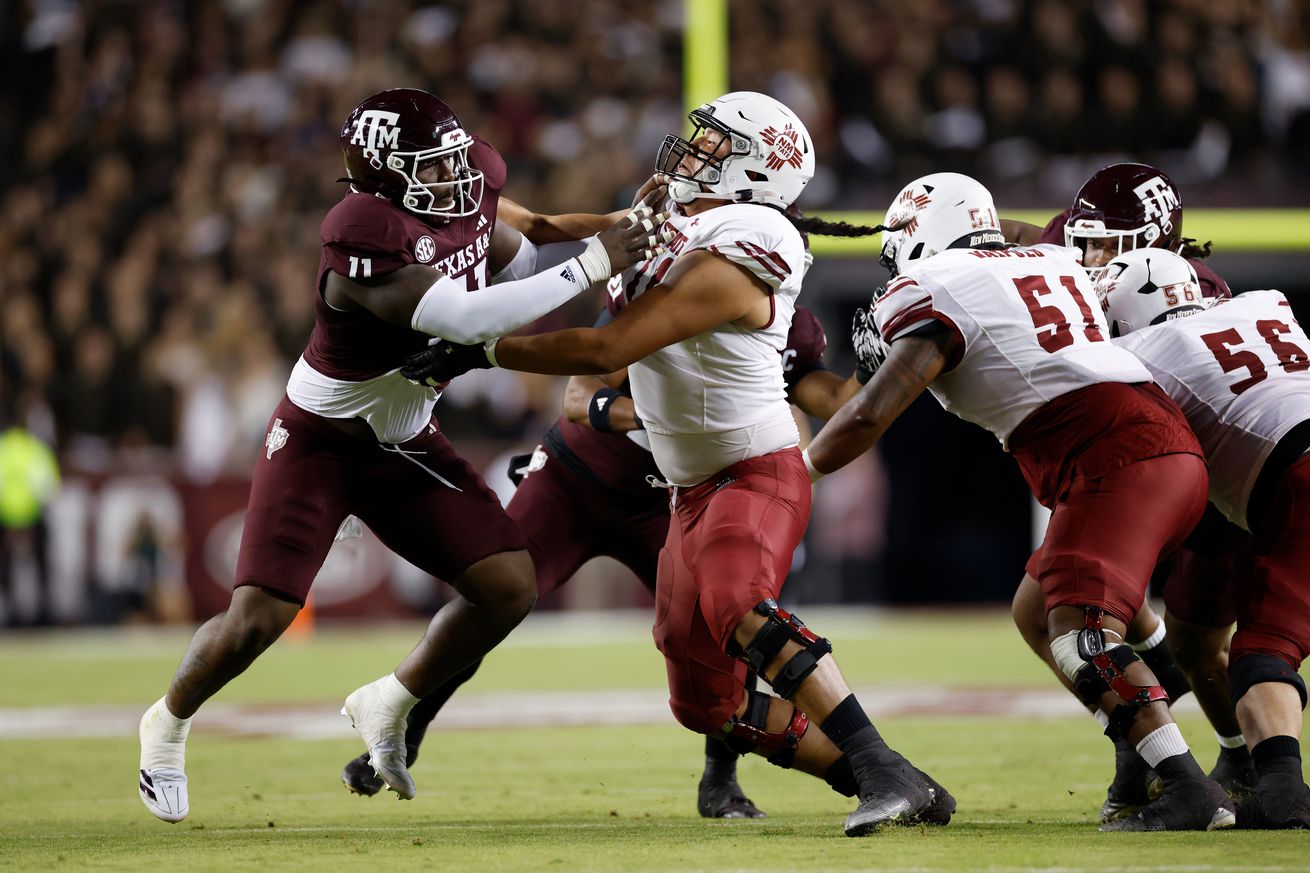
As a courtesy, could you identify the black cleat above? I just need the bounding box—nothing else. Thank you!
[341,745,419,797]
[1235,773,1310,829]
[1100,777,1235,832]
[697,775,767,819]
[342,752,385,796]
[913,767,956,826]
[1209,745,1258,801]
[844,760,940,837]
[1100,738,1161,823]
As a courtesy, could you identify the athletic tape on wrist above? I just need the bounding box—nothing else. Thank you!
[575,237,610,286]
[802,448,825,483]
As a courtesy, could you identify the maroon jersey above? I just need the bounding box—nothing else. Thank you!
[546,305,830,495]
[303,137,508,381]
[782,305,828,391]
[1038,209,1231,301]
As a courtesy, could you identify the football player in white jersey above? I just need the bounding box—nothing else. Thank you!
[1099,248,1310,829]
[805,172,1234,832]
[1003,163,1253,821]
[403,92,955,836]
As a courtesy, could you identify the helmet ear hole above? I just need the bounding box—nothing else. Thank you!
[908,242,925,261]
[745,170,768,182]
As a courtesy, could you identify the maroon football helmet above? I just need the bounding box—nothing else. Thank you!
[340,88,483,219]
[1064,162,1183,279]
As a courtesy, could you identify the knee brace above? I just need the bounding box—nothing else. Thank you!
[733,599,833,699]
[721,690,810,768]
[1229,652,1309,709]
[1055,608,1169,739]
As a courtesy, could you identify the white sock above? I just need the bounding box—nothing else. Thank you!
[1217,732,1246,749]
[151,698,191,742]
[1136,723,1190,768]
[141,698,190,771]
[378,673,421,715]
[1132,622,1167,652]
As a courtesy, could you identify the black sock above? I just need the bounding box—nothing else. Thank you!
[1154,752,1206,785]
[702,736,739,782]
[1252,736,1303,779]
[823,756,859,797]
[403,659,483,756]
[1138,641,1192,703]
[820,695,900,789]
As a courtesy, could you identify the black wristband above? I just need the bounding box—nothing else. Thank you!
[587,388,624,432]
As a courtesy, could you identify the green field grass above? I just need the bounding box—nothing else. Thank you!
[1,609,1306,872]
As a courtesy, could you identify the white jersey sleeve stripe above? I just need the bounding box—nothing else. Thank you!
[882,300,938,341]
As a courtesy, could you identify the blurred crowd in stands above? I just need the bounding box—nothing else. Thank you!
[2,0,1308,477]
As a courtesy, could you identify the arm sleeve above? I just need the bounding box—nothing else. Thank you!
[411,259,592,343]
[491,234,591,284]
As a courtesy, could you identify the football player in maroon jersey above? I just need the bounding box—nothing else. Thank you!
[136,88,669,823]
[1002,163,1256,820]
[341,299,863,819]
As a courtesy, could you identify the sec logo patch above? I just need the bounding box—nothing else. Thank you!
[415,236,436,263]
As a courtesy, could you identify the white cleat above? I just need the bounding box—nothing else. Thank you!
[139,768,188,823]
[341,678,416,800]
[139,698,190,822]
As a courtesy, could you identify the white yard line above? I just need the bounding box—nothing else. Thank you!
[0,684,1202,740]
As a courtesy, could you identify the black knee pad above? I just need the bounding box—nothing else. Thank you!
[1230,653,1308,709]
[736,599,833,700]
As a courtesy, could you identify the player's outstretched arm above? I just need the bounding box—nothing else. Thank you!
[325,204,669,345]
[1000,218,1044,245]
[498,198,628,244]
[562,372,642,432]
[406,250,768,383]
[499,177,668,244]
[803,326,954,480]
[488,178,671,277]
[789,370,863,421]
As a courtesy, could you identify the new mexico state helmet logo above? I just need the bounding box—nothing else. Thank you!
[761,124,803,171]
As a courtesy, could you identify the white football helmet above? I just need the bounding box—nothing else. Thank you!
[878,173,1005,277]
[657,91,814,210]
[1096,248,1208,337]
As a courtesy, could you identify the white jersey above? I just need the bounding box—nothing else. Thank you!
[614,203,807,485]
[1116,290,1310,529]
[872,244,1152,447]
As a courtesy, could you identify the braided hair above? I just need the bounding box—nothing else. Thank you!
[1176,237,1214,260]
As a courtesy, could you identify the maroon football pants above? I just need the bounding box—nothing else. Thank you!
[1027,452,1209,625]
[506,453,669,596]
[235,396,524,604]
[652,448,811,735]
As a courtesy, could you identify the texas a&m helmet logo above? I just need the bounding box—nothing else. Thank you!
[760,124,804,172]
[1133,176,1179,235]
[350,110,401,167]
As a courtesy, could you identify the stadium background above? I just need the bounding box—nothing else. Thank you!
[2,0,1310,627]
